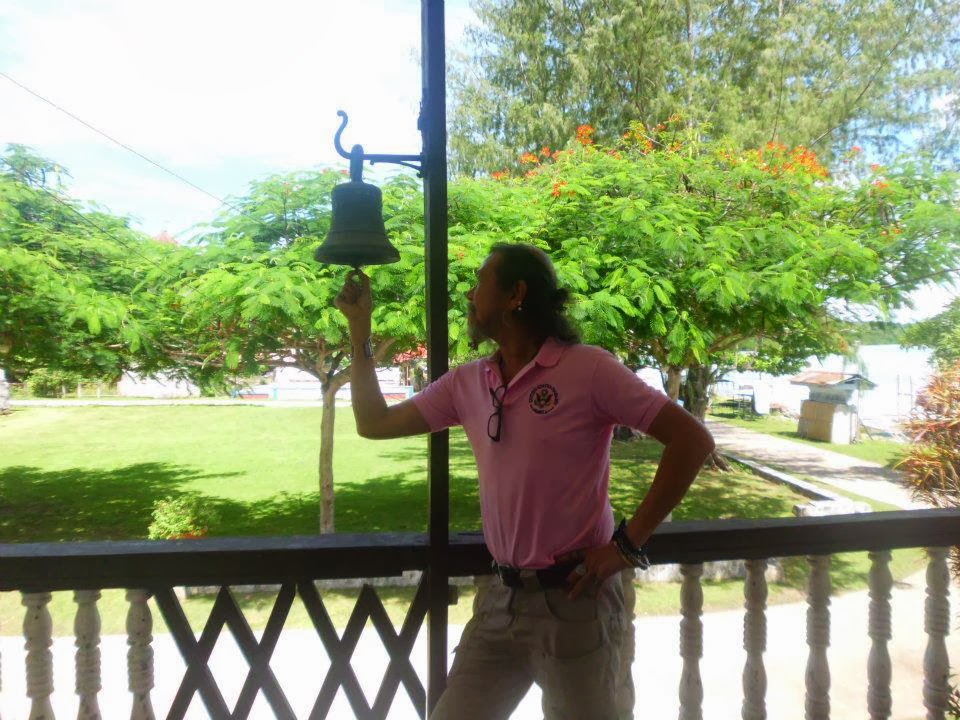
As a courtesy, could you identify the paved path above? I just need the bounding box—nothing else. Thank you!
[0,421,952,718]
[706,419,928,510]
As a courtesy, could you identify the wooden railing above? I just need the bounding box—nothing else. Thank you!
[0,509,957,719]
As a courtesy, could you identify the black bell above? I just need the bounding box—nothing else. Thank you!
[315,144,400,268]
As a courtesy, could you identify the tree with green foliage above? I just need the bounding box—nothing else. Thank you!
[450,122,960,460]
[449,0,960,176]
[166,170,427,533]
[903,297,960,368]
[0,145,166,385]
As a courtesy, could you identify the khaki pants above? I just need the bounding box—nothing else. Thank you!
[430,573,626,720]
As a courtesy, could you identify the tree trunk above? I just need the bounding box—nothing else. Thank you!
[318,385,338,534]
[683,364,730,471]
[665,366,683,402]
[683,365,712,422]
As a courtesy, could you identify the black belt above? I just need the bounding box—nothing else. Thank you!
[492,560,579,590]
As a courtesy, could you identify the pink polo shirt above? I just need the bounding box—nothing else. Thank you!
[412,338,669,568]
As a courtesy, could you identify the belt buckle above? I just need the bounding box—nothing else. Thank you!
[518,570,541,592]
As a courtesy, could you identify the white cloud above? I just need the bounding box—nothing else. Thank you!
[2,1,429,166]
[70,171,222,237]
[894,282,959,323]
[1,0,475,236]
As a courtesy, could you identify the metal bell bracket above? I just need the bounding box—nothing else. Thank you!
[333,110,423,180]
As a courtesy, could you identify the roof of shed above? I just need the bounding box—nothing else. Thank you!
[789,370,877,388]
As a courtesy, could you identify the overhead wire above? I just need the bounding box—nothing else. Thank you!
[0,158,179,281]
[0,70,270,230]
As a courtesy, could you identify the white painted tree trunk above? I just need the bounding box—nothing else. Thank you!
[867,550,892,720]
[318,385,338,534]
[923,547,951,719]
[22,591,54,720]
[74,590,102,719]
[742,558,768,720]
[125,590,155,720]
[679,562,704,720]
[805,555,831,720]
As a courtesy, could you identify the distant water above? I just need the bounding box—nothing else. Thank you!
[717,344,933,432]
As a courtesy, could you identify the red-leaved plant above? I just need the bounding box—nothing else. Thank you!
[897,362,960,717]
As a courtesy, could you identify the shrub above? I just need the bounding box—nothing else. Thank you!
[897,362,960,715]
[147,496,221,540]
[25,368,83,398]
[899,362,960,517]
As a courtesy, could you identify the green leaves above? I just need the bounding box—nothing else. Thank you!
[450,0,960,175]
[0,149,170,380]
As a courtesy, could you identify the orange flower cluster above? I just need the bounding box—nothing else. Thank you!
[873,179,890,190]
[540,146,552,158]
[851,146,862,153]
[746,143,829,178]
[576,124,595,145]
[551,180,568,197]
[718,149,738,164]
[519,152,540,165]
[491,170,509,180]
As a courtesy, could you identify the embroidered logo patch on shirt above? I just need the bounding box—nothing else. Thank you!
[528,384,559,414]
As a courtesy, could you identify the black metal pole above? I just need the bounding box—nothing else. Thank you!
[421,0,449,714]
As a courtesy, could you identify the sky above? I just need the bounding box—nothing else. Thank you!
[1,0,955,322]
[1,0,475,237]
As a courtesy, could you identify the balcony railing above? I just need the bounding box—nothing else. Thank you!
[0,509,957,719]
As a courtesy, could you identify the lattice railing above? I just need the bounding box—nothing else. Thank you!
[1,510,958,719]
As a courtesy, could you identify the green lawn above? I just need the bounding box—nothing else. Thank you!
[0,405,926,632]
[0,405,808,542]
[708,408,908,467]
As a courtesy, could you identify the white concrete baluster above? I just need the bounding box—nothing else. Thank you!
[742,558,768,720]
[923,547,950,719]
[679,563,704,720]
[867,550,893,720]
[125,590,156,720]
[616,567,637,719]
[74,590,102,720]
[805,555,831,720]
[23,591,55,720]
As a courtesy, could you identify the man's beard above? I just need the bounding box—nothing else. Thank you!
[467,306,488,350]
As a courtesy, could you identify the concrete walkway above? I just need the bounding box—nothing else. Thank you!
[0,422,953,719]
[706,419,928,510]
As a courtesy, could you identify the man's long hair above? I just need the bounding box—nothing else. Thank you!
[490,242,580,344]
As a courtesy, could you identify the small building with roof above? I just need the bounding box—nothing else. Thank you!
[789,370,877,444]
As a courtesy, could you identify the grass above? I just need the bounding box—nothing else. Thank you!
[0,405,927,633]
[0,405,806,542]
[708,407,908,467]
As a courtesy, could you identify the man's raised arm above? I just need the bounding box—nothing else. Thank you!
[335,271,431,439]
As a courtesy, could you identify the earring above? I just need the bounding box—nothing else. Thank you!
[516,303,523,313]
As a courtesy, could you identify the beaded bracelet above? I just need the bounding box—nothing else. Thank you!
[612,519,651,569]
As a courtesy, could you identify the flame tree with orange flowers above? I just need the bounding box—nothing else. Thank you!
[455,118,960,465]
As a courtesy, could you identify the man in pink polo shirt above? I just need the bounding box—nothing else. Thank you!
[336,243,714,720]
